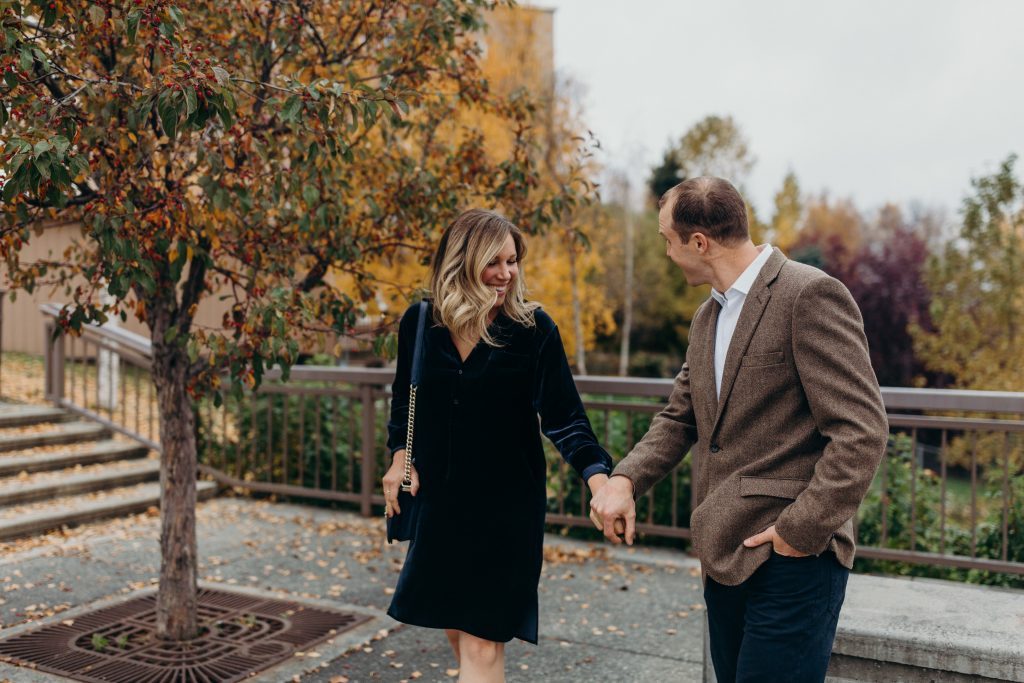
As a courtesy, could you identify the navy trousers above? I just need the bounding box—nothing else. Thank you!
[703,551,849,683]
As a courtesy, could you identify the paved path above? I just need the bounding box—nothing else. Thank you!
[0,497,707,682]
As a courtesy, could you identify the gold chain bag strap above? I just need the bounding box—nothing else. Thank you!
[402,378,416,491]
[386,300,428,543]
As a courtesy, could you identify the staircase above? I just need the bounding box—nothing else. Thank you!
[0,403,217,541]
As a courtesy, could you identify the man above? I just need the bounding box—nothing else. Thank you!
[588,177,888,682]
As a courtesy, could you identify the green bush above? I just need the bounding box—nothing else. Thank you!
[197,390,370,494]
[855,433,1023,587]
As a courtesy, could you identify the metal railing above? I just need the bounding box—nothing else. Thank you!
[41,303,161,449]
[41,306,1024,576]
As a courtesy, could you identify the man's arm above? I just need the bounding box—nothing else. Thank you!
[590,360,698,545]
[772,276,889,555]
[613,360,699,497]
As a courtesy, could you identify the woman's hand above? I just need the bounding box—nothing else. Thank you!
[586,473,609,496]
[382,449,420,518]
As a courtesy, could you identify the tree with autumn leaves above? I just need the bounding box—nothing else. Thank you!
[1,0,594,640]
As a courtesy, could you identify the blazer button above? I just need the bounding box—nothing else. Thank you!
[709,444,720,453]
[453,398,460,406]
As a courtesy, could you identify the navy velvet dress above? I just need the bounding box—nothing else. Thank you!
[385,302,612,643]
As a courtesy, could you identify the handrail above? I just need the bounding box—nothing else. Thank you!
[37,306,1024,412]
[39,303,154,361]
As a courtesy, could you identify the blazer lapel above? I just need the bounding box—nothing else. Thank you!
[710,249,786,432]
[697,298,721,428]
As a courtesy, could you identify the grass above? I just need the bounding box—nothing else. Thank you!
[1,351,47,405]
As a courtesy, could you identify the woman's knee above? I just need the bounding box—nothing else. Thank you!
[459,633,501,665]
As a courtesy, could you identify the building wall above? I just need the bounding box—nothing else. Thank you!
[1,222,231,357]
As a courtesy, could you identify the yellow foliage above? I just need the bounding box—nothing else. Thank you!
[332,5,612,356]
[528,222,616,355]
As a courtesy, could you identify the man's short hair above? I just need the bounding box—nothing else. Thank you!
[659,177,748,245]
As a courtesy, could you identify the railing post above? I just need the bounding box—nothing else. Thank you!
[360,384,376,517]
[44,320,65,404]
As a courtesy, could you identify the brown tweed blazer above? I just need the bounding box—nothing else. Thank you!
[614,248,888,586]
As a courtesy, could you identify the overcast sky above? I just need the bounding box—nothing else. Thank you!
[540,0,1024,219]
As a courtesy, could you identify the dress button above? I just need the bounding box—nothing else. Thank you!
[709,444,720,453]
[458,369,463,375]
[453,398,460,405]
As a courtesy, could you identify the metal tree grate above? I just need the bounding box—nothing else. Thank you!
[0,587,372,682]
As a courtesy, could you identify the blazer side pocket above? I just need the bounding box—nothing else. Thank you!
[740,351,785,367]
[740,476,810,500]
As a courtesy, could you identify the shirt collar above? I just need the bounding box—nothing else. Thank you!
[711,244,774,305]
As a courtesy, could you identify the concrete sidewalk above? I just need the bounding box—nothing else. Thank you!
[0,496,706,682]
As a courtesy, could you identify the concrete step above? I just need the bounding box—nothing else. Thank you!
[0,480,218,540]
[0,422,110,453]
[0,405,75,429]
[0,439,149,477]
[0,458,160,506]
[827,573,1024,682]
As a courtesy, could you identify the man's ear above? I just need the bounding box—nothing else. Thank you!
[691,232,709,254]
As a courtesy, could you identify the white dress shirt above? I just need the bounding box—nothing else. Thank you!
[710,245,774,399]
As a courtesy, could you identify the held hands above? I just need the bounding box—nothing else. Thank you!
[742,524,809,557]
[382,449,419,518]
[588,474,636,546]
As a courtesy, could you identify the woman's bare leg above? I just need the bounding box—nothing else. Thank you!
[457,631,505,683]
[445,629,461,665]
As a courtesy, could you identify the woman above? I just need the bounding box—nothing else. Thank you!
[382,209,612,682]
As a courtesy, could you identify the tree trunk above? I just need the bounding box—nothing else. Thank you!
[568,231,587,375]
[150,311,199,641]
[618,189,635,377]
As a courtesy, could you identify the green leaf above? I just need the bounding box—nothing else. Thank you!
[52,135,70,156]
[367,197,382,218]
[168,6,185,29]
[184,86,197,116]
[19,45,33,72]
[34,157,51,180]
[281,95,302,123]
[212,187,229,210]
[136,271,156,294]
[126,11,142,43]
[302,185,320,206]
[163,325,179,343]
[88,5,105,26]
[212,66,230,86]
[158,92,179,138]
[34,139,52,155]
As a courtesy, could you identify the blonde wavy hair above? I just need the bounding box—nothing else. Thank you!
[430,209,538,346]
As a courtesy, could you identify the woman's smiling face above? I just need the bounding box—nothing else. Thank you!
[481,234,518,311]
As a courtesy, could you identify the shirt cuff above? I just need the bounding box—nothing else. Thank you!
[581,462,612,482]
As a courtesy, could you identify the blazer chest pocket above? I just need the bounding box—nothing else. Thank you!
[740,476,810,500]
[740,351,785,367]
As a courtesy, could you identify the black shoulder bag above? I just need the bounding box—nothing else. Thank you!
[386,300,428,543]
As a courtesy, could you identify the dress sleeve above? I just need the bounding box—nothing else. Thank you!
[386,305,419,454]
[533,323,613,481]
